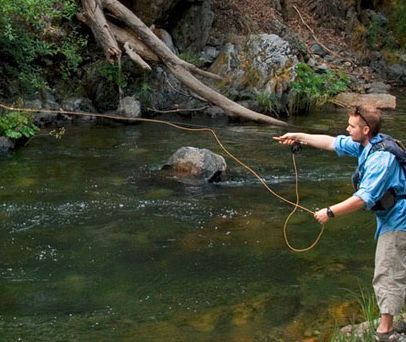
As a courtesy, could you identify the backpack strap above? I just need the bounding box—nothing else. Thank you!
[370,134,406,173]
[360,135,406,211]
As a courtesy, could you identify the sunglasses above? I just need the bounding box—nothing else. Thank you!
[355,107,371,129]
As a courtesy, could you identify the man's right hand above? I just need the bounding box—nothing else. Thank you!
[273,133,303,145]
[274,133,335,151]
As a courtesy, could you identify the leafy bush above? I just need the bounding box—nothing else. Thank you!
[289,63,349,114]
[0,111,39,139]
[98,61,128,91]
[0,0,87,93]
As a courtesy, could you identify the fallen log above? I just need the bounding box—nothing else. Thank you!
[79,0,289,127]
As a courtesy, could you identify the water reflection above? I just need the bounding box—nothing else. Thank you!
[0,98,405,340]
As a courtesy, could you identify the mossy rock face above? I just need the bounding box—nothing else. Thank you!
[210,34,298,103]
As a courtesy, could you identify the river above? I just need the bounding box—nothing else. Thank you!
[1,90,405,341]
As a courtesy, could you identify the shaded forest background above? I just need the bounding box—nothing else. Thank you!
[0,0,405,114]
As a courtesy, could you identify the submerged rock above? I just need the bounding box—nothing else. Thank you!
[162,146,226,183]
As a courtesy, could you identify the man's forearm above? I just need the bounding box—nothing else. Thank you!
[314,196,365,224]
[330,196,365,217]
[298,134,335,151]
[273,133,335,151]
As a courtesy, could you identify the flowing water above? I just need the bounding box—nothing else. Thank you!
[1,91,405,341]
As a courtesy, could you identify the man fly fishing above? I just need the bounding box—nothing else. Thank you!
[274,105,406,342]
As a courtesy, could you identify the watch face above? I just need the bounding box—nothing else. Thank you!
[327,208,334,217]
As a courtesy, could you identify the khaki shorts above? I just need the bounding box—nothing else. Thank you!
[373,231,406,316]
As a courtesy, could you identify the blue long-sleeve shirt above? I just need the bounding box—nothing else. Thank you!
[334,134,406,238]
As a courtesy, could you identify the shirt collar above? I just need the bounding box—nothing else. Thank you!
[358,133,384,165]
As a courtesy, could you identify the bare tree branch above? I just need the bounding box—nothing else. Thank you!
[123,42,152,70]
[79,0,289,127]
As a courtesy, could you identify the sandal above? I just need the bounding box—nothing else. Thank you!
[375,330,400,342]
[394,320,406,334]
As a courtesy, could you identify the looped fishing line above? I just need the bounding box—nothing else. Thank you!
[0,103,325,252]
[284,154,325,253]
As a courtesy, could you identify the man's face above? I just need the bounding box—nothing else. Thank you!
[346,115,370,144]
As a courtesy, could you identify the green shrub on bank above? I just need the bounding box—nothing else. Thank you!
[328,287,378,341]
[289,63,349,114]
[0,111,39,139]
[366,12,398,50]
[134,80,153,108]
[0,0,87,93]
[255,90,282,116]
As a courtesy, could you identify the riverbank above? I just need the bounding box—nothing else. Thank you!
[1,0,405,127]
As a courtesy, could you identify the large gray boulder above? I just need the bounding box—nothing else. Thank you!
[163,146,226,183]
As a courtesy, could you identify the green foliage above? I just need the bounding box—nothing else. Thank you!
[289,63,349,114]
[255,90,282,115]
[356,286,378,332]
[366,15,397,50]
[0,0,87,93]
[328,287,378,341]
[59,34,88,80]
[392,0,406,47]
[0,111,39,140]
[364,1,406,51]
[134,79,153,107]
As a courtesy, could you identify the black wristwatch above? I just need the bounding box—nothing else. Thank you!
[326,207,335,218]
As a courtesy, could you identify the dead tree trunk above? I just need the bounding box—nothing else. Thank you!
[78,0,289,127]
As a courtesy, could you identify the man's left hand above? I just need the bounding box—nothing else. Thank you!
[314,208,329,224]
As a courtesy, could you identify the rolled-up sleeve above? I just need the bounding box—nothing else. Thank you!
[334,135,360,157]
[354,152,396,210]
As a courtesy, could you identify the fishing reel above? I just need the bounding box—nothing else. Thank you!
[291,142,302,154]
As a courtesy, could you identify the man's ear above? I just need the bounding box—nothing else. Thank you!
[362,125,371,136]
